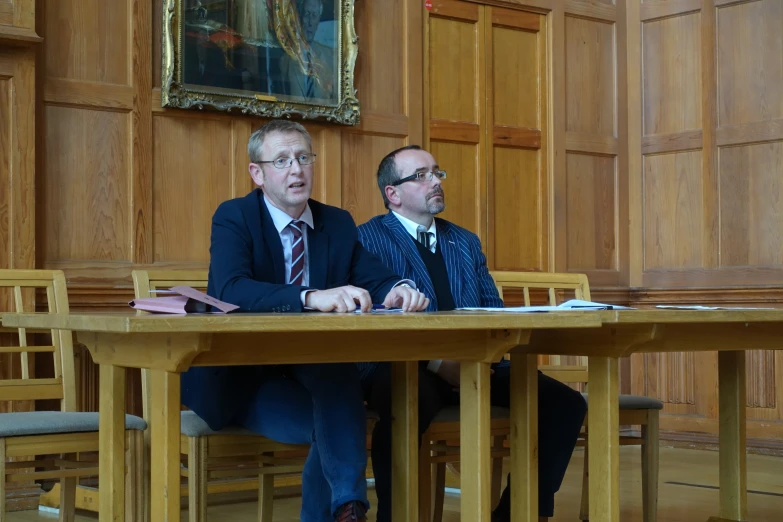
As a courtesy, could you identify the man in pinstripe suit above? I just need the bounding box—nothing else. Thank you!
[357,145,587,522]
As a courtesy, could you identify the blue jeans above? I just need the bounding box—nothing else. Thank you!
[237,363,369,522]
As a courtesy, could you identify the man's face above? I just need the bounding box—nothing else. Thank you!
[249,131,314,217]
[391,149,446,218]
[300,0,323,43]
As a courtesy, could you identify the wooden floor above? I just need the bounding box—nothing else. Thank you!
[8,446,783,521]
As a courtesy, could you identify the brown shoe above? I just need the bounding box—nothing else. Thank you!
[334,501,367,522]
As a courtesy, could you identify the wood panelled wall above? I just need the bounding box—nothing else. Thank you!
[39,0,421,286]
[629,0,783,441]
[0,0,780,445]
[0,0,45,509]
[424,0,783,444]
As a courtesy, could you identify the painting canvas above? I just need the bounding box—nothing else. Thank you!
[162,0,360,125]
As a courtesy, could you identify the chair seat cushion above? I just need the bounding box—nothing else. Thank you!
[179,410,255,437]
[180,409,384,437]
[432,405,510,423]
[582,392,664,410]
[0,412,146,437]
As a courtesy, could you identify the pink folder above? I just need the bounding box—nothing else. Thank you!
[129,286,239,314]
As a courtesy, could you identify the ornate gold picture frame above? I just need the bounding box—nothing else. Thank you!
[161,0,360,125]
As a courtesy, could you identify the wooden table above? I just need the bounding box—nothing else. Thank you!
[1,311,600,522]
[518,308,783,522]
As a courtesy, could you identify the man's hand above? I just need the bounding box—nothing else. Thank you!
[382,286,430,312]
[305,285,372,313]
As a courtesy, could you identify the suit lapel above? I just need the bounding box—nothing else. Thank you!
[307,203,328,289]
[382,213,437,303]
[257,192,286,284]
[436,219,463,307]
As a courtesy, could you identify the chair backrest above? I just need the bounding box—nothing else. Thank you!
[131,269,208,419]
[489,271,590,385]
[0,269,77,412]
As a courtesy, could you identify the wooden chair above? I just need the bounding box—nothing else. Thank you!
[489,271,661,522]
[132,269,310,522]
[0,269,145,521]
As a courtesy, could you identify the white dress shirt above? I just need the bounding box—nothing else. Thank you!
[265,197,415,308]
[264,196,315,306]
[391,212,443,374]
[391,211,437,253]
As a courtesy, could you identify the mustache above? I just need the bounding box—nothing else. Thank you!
[427,188,444,199]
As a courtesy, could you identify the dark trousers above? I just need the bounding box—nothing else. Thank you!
[237,363,369,522]
[362,360,587,521]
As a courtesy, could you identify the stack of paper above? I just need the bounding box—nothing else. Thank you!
[458,299,633,313]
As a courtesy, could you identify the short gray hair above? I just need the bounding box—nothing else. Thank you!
[376,145,422,209]
[248,120,312,163]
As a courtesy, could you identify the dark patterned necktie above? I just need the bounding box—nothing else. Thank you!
[288,220,305,285]
[417,225,432,251]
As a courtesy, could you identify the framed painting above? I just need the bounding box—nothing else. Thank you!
[161,0,360,125]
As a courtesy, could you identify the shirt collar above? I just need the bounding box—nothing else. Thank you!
[264,195,314,233]
[391,211,437,240]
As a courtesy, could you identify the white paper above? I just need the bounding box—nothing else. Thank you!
[457,299,633,313]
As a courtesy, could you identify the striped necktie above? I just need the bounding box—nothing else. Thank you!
[416,225,432,251]
[288,220,305,285]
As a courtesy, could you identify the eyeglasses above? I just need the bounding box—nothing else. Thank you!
[257,153,317,169]
[390,170,447,186]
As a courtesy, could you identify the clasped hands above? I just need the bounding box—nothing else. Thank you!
[304,285,430,313]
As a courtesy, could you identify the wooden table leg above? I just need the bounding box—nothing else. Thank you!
[707,351,748,522]
[587,356,619,522]
[149,370,182,522]
[460,361,492,522]
[391,361,418,522]
[99,364,126,522]
[510,354,538,522]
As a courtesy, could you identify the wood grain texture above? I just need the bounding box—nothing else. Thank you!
[565,15,615,136]
[492,25,538,129]
[486,7,546,271]
[44,0,130,84]
[428,13,478,123]
[492,147,541,270]
[640,0,702,22]
[716,0,783,127]
[131,0,153,265]
[642,12,702,136]
[641,130,702,155]
[152,115,233,263]
[642,151,704,270]
[565,153,616,271]
[44,78,133,110]
[354,0,404,115]
[565,0,616,21]
[718,141,783,267]
[0,48,36,273]
[43,106,131,263]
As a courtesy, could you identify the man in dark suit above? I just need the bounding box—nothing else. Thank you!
[357,145,587,522]
[182,120,429,522]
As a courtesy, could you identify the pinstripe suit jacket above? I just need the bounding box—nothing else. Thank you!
[357,212,503,311]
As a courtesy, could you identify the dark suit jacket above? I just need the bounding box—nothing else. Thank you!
[183,189,402,430]
[357,212,503,310]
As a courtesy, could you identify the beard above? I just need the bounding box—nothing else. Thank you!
[426,189,446,215]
